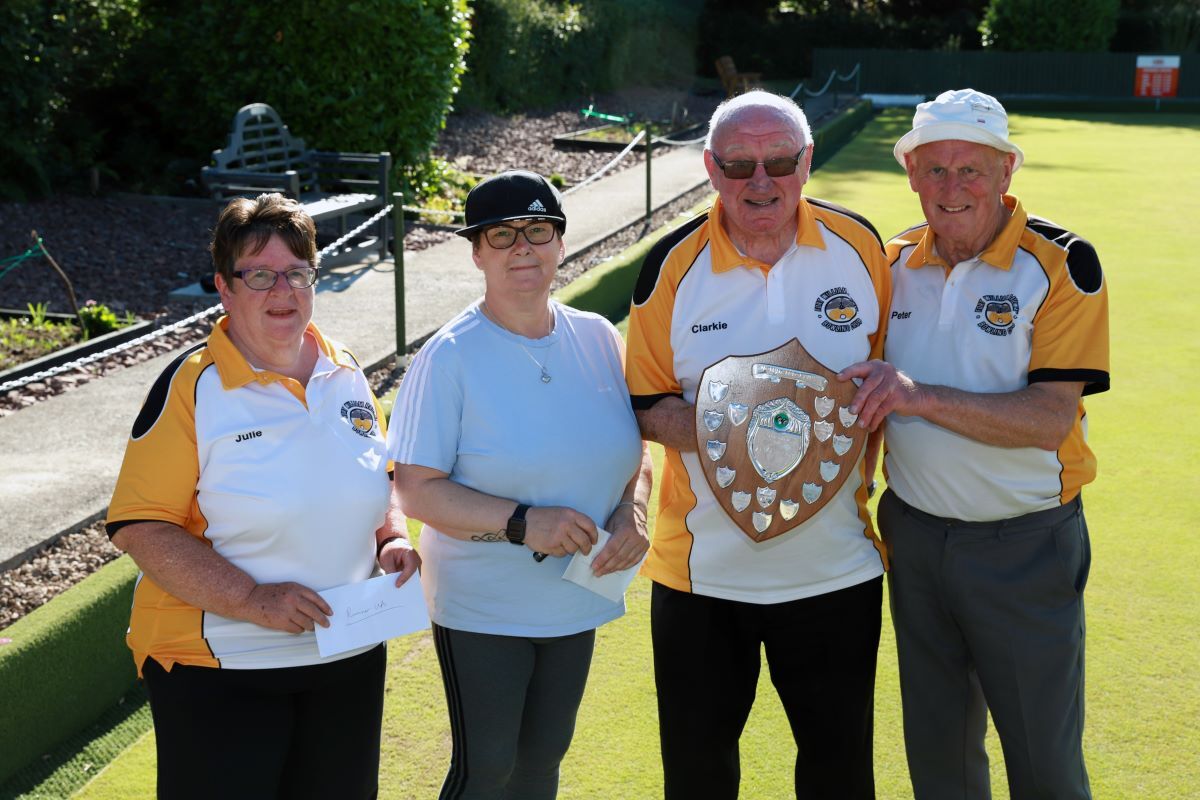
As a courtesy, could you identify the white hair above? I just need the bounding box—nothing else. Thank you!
[705,90,812,151]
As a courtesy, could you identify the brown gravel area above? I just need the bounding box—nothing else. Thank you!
[0,521,120,631]
[0,88,721,629]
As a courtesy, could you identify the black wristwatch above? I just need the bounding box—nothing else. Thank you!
[505,503,530,545]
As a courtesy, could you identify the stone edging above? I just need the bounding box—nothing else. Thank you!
[0,317,157,386]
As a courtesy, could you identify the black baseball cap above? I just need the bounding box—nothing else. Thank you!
[455,170,567,239]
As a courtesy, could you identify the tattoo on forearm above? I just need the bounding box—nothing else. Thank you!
[471,530,507,543]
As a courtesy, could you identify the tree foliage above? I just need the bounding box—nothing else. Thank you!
[458,0,700,112]
[697,0,988,82]
[980,0,1119,51]
[0,0,146,199]
[1113,0,1200,52]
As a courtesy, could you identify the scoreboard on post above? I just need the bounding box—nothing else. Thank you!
[1135,55,1180,98]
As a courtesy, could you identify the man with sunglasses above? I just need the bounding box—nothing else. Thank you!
[625,90,890,798]
[841,89,1108,799]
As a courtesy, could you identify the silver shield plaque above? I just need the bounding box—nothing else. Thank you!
[693,338,869,542]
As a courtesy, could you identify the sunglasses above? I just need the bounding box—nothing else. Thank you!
[711,146,808,180]
[231,266,319,291]
[483,221,557,249]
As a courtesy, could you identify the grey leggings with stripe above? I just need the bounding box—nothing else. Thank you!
[433,623,596,800]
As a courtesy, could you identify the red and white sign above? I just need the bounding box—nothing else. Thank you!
[1135,55,1180,98]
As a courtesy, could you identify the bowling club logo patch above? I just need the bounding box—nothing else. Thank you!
[814,287,861,332]
[340,400,378,437]
[974,293,1019,336]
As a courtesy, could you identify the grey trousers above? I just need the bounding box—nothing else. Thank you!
[432,624,595,800]
[879,489,1092,800]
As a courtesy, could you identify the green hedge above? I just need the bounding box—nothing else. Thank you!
[127,0,471,192]
[811,99,874,171]
[458,0,701,112]
[0,0,471,199]
[0,556,138,787]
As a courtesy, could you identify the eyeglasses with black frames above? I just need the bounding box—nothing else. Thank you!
[710,145,808,180]
[231,267,319,291]
[483,221,557,250]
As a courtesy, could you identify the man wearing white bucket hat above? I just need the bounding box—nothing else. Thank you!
[841,89,1109,798]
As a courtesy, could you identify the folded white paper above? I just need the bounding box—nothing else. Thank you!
[561,528,645,603]
[315,571,430,658]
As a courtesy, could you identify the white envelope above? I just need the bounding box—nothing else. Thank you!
[315,571,430,658]
[561,528,645,603]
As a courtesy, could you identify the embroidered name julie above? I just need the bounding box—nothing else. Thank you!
[234,430,263,443]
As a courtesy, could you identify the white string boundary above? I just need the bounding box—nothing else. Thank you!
[563,129,646,196]
[655,133,708,146]
[789,63,861,101]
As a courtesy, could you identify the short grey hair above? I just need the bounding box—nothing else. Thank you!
[705,90,813,151]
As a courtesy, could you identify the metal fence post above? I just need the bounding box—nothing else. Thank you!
[645,121,653,223]
[392,192,405,358]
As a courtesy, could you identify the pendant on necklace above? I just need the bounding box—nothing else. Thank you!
[540,368,551,384]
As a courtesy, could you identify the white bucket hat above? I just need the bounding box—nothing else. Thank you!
[893,88,1024,171]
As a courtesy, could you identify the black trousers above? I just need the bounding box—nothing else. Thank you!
[142,644,385,800]
[651,578,881,800]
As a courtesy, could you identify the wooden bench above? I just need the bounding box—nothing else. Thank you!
[201,103,393,260]
[715,56,761,97]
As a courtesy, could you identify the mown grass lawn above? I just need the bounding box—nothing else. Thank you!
[73,109,1200,799]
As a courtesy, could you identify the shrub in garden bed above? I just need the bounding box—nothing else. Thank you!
[0,301,136,372]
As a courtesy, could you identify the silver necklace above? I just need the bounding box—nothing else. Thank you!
[519,345,552,384]
[482,301,553,384]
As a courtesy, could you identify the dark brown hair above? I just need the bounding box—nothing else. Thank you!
[210,193,317,283]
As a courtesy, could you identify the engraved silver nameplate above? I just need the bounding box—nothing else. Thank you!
[752,363,828,391]
[716,466,736,488]
[728,403,749,427]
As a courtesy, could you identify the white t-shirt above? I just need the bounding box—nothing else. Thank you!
[389,300,643,636]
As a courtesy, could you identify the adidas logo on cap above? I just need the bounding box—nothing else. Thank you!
[527,199,547,212]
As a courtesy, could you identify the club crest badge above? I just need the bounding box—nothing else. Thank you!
[340,400,379,438]
[693,338,867,541]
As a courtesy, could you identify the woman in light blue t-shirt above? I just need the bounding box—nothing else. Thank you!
[389,170,652,800]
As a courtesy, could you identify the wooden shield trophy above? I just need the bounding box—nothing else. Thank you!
[693,338,867,541]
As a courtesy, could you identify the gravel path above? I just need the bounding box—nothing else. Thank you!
[0,88,721,629]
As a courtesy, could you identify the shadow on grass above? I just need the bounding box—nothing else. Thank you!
[0,682,151,800]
